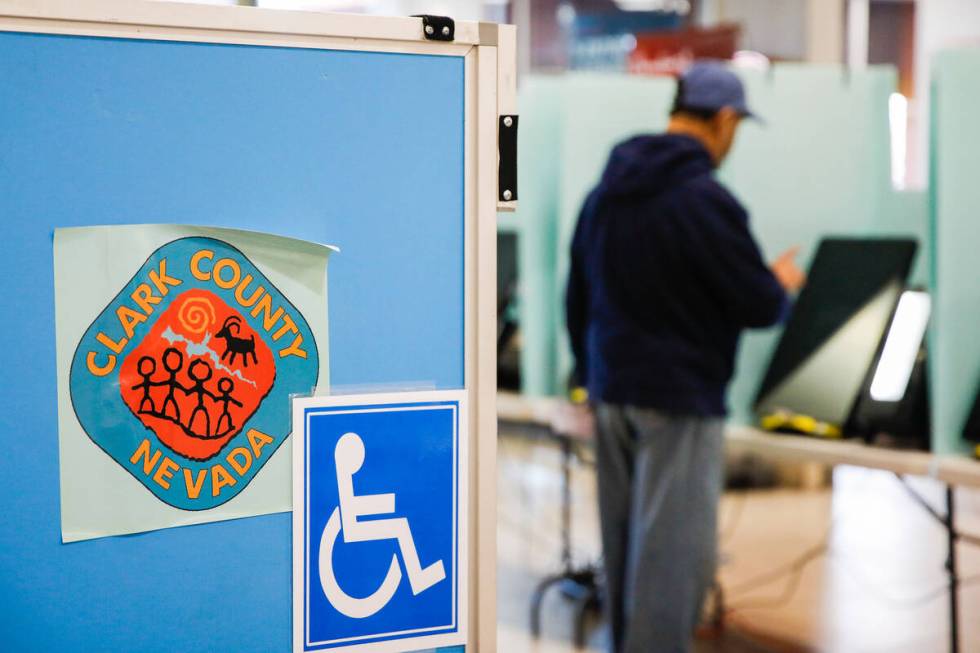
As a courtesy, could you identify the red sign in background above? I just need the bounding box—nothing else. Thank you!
[629,24,740,76]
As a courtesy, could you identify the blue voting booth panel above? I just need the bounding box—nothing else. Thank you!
[0,32,465,652]
[303,399,461,649]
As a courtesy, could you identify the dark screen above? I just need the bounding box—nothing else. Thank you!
[754,238,918,419]
[964,379,980,442]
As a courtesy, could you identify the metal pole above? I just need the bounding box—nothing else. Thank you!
[806,0,845,64]
[846,0,870,72]
[946,485,959,653]
[561,435,572,570]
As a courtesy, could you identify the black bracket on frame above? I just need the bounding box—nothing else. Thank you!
[499,115,518,202]
[414,15,455,42]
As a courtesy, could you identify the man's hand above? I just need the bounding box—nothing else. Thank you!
[771,246,806,293]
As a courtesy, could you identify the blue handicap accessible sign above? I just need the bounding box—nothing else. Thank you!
[293,391,467,653]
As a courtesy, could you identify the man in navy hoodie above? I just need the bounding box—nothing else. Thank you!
[566,62,805,653]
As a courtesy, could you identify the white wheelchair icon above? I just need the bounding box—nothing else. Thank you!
[319,432,446,619]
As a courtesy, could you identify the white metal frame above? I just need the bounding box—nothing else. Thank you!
[0,1,516,650]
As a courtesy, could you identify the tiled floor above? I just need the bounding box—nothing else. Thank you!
[497,427,980,652]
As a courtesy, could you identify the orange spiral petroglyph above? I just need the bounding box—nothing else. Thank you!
[178,297,215,334]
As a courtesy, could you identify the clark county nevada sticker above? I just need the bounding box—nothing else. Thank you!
[69,237,319,510]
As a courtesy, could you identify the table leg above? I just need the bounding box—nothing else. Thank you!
[945,485,959,653]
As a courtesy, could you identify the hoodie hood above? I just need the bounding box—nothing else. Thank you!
[599,133,714,199]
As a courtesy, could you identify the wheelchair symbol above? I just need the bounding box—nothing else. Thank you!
[318,432,446,619]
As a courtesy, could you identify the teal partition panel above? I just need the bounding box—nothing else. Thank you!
[881,189,930,285]
[515,64,928,423]
[929,49,980,454]
[498,76,565,397]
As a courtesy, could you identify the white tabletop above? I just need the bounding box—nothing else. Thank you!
[497,392,980,489]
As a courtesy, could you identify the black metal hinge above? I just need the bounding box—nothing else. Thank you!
[499,115,518,202]
[414,15,455,42]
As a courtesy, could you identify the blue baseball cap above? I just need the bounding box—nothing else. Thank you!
[674,61,761,122]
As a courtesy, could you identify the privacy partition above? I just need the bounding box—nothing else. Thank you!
[0,2,515,651]
[506,66,930,429]
[929,48,980,455]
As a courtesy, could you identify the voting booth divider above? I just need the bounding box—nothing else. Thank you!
[0,2,515,651]
[929,49,980,456]
[502,67,933,428]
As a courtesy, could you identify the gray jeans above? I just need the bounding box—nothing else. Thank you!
[595,404,724,653]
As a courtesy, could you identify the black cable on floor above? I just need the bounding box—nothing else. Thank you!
[719,491,748,545]
[725,532,980,614]
[726,523,832,598]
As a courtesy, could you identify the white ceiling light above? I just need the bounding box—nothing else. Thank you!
[612,0,691,14]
